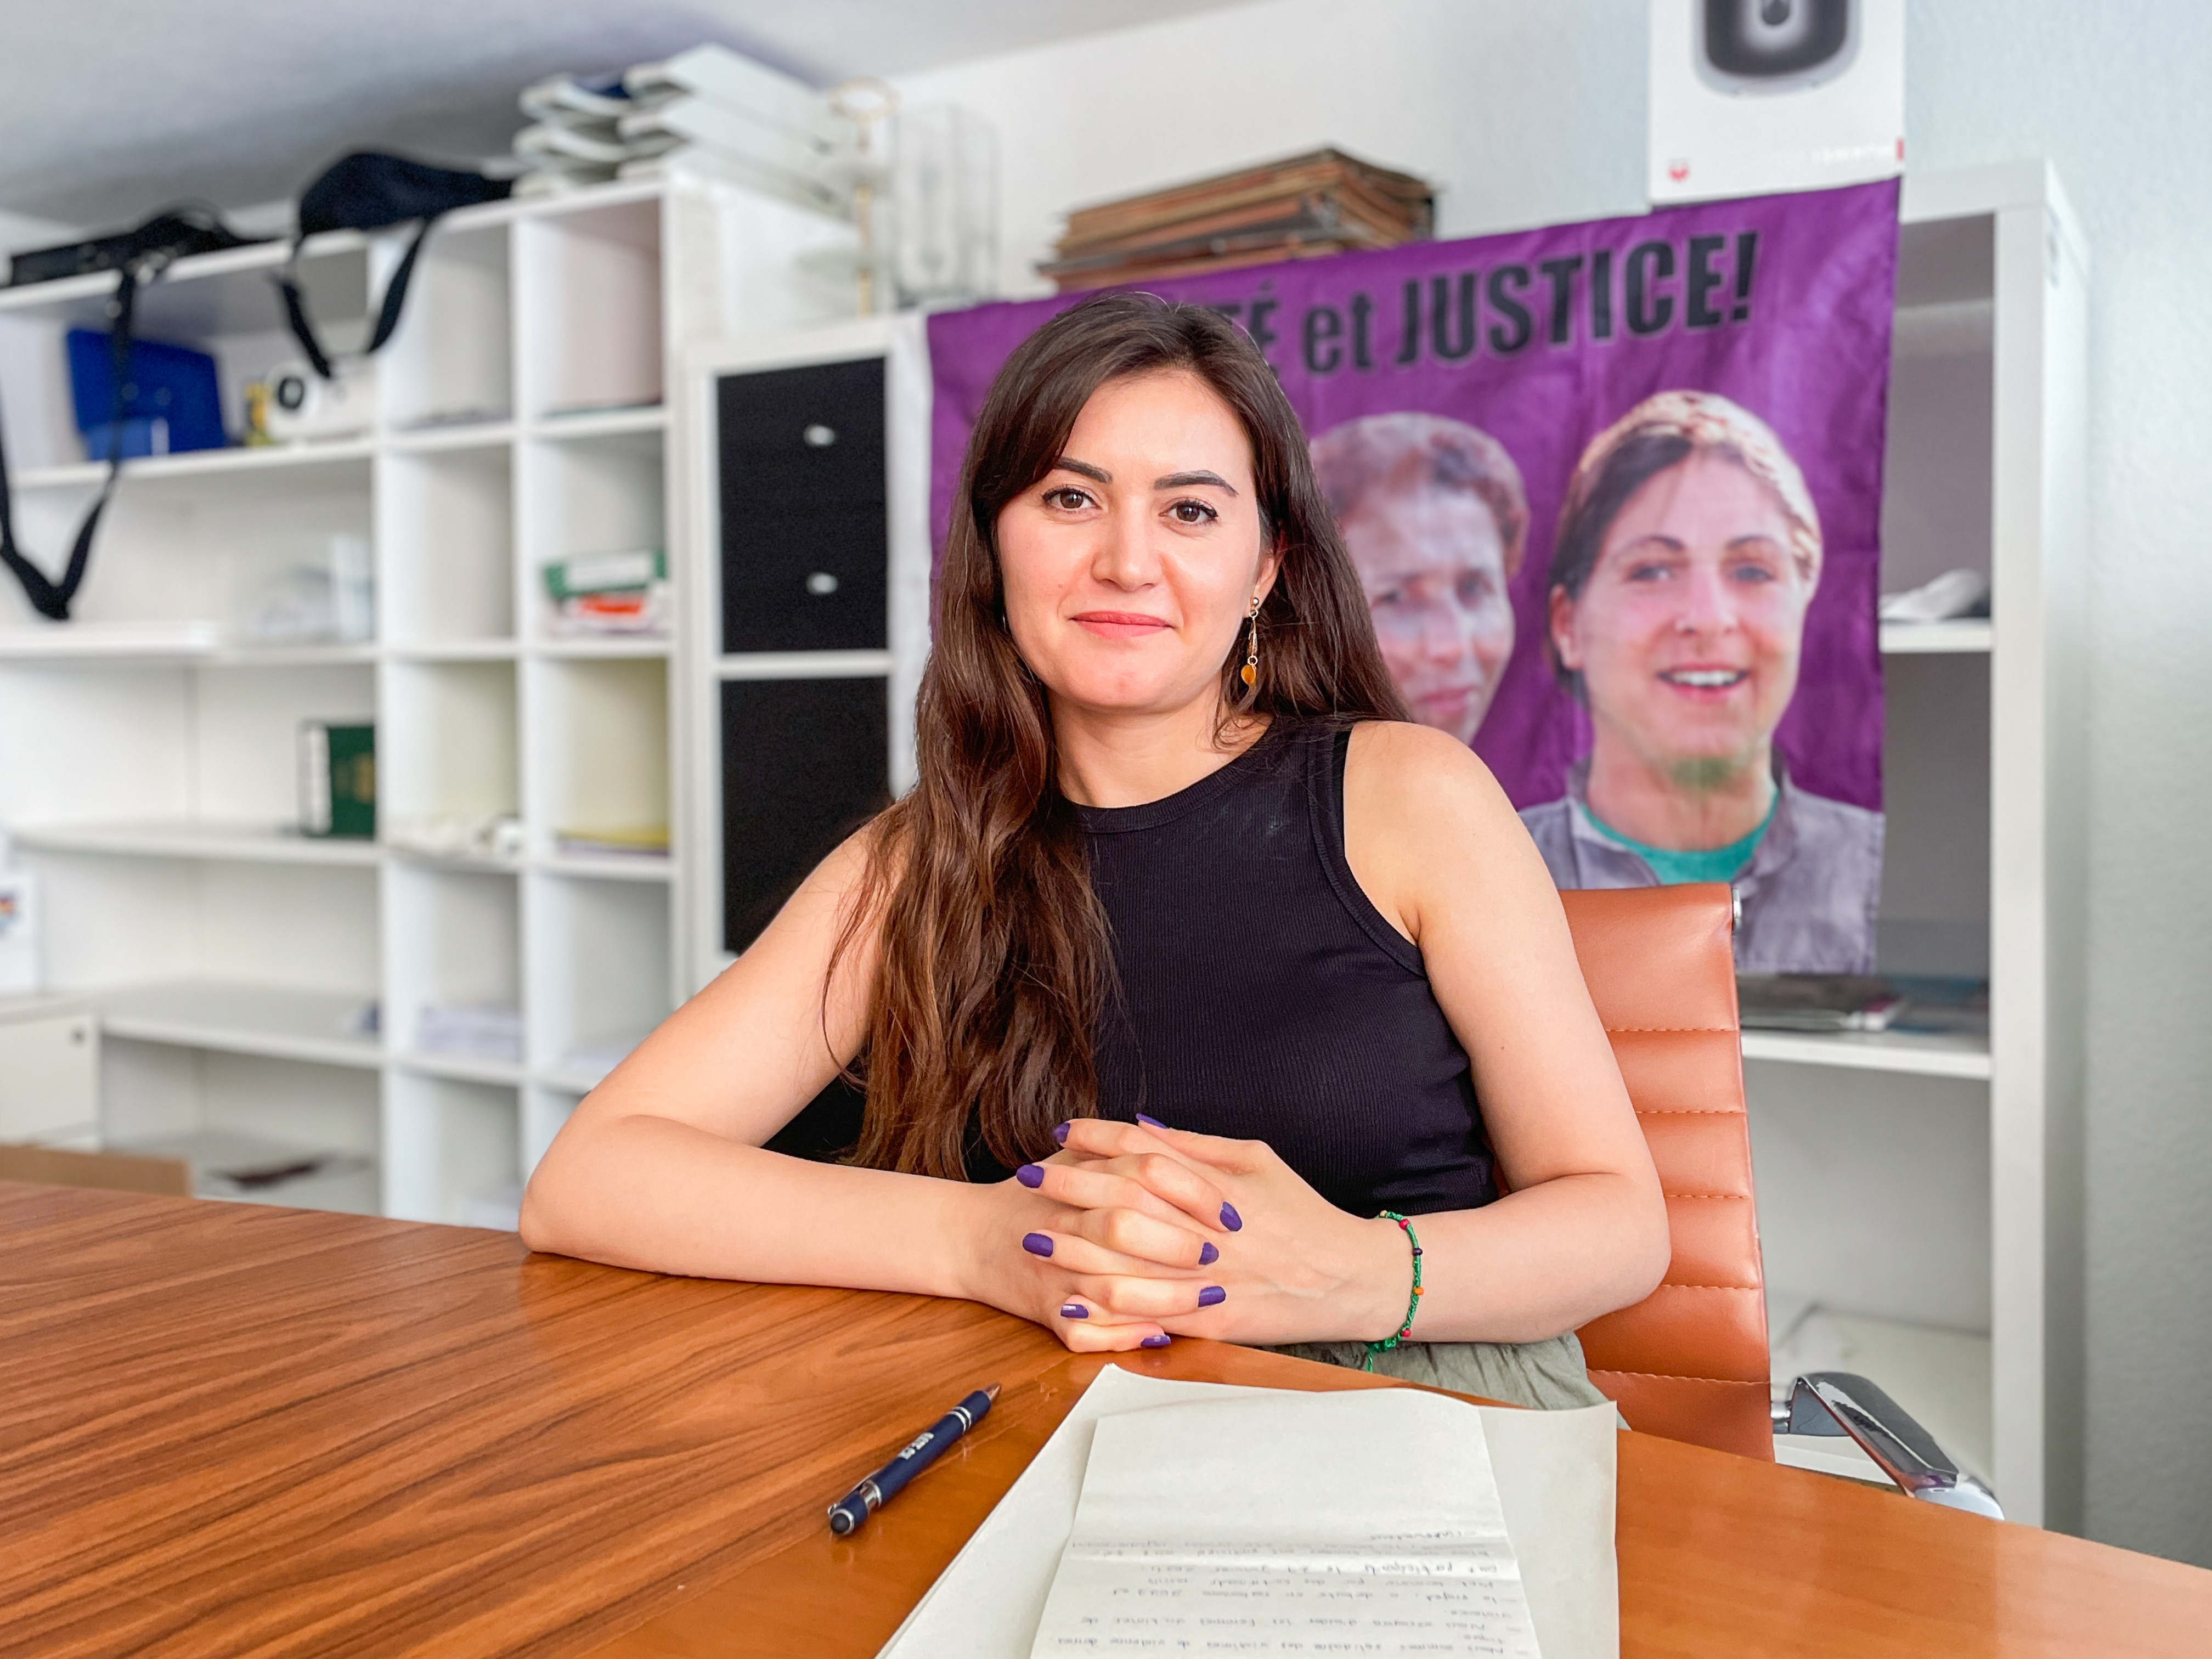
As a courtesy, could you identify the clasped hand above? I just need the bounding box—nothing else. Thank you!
[973,1118,1408,1353]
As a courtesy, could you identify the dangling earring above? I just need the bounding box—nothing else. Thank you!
[1240,595,1261,689]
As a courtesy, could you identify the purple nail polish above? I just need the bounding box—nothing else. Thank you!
[1140,1334,1172,1348]
[1198,1285,1227,1307]
[1199,1242,1219,1266]
[1022,1232,1054,1258]
[1052,1121,1070,1146]
[1015,1164,1045,1189]
[1219,1203,1243,1232]
[1059,1302,1088,1319]
[1135,1113,1166,1128]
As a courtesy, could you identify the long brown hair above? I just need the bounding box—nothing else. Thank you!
[840,292,1407,1178]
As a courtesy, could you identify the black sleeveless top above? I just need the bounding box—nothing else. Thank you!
[1075,718,1498,1218]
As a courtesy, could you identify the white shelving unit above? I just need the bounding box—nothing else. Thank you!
[0,172,856,1227]
[1746,162,2088,1530]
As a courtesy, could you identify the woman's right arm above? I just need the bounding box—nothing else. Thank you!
[520,832,989,1296]
[518,833,1229,1337]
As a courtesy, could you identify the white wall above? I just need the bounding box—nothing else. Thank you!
[895,0,2212,1566]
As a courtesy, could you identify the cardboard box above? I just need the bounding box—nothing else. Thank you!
[0,1142,190,1198]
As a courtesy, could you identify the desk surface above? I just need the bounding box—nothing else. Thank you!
[5,1182,2207,1659]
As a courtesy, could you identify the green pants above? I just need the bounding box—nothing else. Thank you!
[1262,1329,1614,1413]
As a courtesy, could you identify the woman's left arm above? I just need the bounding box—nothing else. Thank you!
[1335,719,1671,1341]
[1034,721,1670,1346]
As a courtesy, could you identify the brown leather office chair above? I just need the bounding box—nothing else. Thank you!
[1561,884,2001,1517]
[1562,884,1773,1460]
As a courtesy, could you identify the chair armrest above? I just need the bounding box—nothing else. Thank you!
[1773,1371,2004,1519]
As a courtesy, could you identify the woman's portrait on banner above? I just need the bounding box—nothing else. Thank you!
[1517,391,1883,972]
[1311,414,1528,748]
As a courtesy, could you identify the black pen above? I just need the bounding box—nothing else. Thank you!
[826,1383,1001,1536]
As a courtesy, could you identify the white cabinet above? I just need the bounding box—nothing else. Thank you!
[0,998,99,1144]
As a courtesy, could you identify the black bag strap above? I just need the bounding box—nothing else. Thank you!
[276,214,437,381]
[0,263,142,621]
[275,256,335,380]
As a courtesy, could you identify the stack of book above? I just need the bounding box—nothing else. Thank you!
[1038,148,1434,292]
[509,46,851,215]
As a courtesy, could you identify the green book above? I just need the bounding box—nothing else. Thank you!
[300,721,376,839]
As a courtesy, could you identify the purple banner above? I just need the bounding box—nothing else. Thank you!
[928,182,1899,971]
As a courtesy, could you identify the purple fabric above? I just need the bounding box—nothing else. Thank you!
[926,181,1897,813]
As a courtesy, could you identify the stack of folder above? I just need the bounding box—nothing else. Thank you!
[510,74,677,196]
[1039,148,1435,292]
[509,46,854,216]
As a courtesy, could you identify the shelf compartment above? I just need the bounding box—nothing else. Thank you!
[197,661,377,827]
[108,1125,378,1212]
[529,655,669,861]
[379,445,515,645]
[1,455,372,638]
[1878,651,1992,981]
[100,1048,382,1216]
[0,233,371,477]
[14,854,378,1002]
[97,978,379,1070]
[383,1071,520,1225]
[379,222,512,431]
[1881,219,1993,602]
[518,428,666,645]
[381,658,519,833]
[524,872,672,1078]
[516,197,663,420]
[383,860,521,1071]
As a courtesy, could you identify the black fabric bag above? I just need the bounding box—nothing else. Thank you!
[1,206,256,621]
[276,153,511,379]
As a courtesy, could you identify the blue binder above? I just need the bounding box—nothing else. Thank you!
[65,328,225,459]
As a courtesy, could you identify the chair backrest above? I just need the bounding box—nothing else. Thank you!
[1563,883,1773,1460]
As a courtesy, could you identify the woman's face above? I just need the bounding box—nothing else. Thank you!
[1550,451,1815,781]
[1342,484,1515,746]
[996,370,1276,720]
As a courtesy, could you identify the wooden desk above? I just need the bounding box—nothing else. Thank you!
[5,1183,2206,1658]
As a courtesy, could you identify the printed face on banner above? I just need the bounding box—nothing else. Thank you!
[928,183,1898,972]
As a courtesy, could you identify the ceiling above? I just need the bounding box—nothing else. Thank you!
[1,0,1251,231]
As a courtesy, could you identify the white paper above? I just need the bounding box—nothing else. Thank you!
[877,1367,1617,1659]
[1030,1388,1540,1657]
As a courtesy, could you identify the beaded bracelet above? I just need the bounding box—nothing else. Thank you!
[1362,1210,1424,1372]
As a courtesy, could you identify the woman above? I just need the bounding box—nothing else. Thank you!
[522,295,1666,1406]
[1522,390,1882,973]
[1311,413,1529,747]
